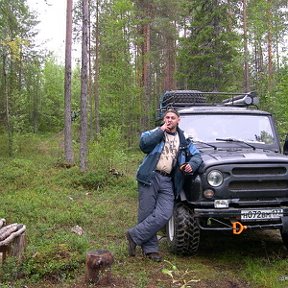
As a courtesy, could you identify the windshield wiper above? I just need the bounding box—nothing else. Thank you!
[216,138,256,150]
[193,140,217,150]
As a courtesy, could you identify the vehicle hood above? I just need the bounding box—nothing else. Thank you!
[199,149,288,170]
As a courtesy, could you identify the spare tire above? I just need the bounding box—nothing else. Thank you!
[161,90,207,107]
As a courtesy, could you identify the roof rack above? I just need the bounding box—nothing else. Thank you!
[158,90,259,118]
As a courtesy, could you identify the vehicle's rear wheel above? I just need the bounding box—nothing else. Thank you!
[166,202,200,256]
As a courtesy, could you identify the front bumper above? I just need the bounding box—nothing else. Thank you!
[194,207,288,231]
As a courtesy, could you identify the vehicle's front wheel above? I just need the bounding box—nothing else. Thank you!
[280,229,288,249]
[166,202,200,256]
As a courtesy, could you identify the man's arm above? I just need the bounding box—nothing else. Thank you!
[186,144,203,173]
[139,127,164,154]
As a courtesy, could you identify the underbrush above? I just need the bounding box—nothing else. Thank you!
[0,130,140,285]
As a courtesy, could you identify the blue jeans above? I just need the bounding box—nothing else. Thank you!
[128,173,174,254]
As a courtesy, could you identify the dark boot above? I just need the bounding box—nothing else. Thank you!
[126,231,136,256]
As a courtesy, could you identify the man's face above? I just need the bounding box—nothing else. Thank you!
[164,112,180,132]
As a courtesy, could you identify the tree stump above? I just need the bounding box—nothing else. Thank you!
[85,249,114,285]
[0,222,26,265]
[0,233,26,264]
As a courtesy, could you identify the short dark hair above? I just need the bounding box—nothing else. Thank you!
[164,108,180,117]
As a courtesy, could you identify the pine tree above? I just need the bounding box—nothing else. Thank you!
[177,0,241,92]
[0,0,40,154]
[80,0,89,171]
[64,0,74,165]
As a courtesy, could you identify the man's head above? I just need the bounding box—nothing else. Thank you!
[163,108,180,132]
[163,108,180,118]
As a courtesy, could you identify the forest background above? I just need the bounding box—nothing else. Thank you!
[1,0,288,287]
[1,0,288,162]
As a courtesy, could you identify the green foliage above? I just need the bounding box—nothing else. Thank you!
[89,126,128,172]
[271,67,288,140]
[0,0,41,138]
[162,260,200,287]
[39,57,65,131]
[177,0,241,91]
[22,241,85,282]
[0,257,21,283]
[98,0,141,139]
[74,171,108,190]
[244,257,288,288]
[0,158,35,191]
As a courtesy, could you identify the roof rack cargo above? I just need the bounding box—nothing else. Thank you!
[158,90,259,118]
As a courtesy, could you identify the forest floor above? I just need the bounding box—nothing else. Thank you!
[27,229,288,288]
[1,134,288,288]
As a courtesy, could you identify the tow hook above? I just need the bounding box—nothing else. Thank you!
[232,221,247,235]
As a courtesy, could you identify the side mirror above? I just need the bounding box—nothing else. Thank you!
[283,134,288,155]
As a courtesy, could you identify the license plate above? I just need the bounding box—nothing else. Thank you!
[241,209,283,221]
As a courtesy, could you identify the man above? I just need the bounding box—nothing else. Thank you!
[126,108,202,262]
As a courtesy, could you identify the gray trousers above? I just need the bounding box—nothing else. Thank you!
[128,173,174,254]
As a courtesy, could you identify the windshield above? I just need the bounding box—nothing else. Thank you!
[180,114,275,145]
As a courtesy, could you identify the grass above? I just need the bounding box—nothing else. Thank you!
[1,132,288,287]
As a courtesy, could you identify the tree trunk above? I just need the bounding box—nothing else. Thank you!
[243,0,250,92]
[267,0,273,92]
[94,0,100,136]
[163,32,176,91]
[140,2,152,130]
[88,0,94,140]
[2,54,13,157]
[64,0,74,165]
[80,0,89,171]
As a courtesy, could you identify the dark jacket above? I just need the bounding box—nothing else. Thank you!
[136,126,202,197]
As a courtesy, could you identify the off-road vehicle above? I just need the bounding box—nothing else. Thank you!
[158,90,288,255]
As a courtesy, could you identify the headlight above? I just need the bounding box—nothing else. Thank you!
[207,170,223,187]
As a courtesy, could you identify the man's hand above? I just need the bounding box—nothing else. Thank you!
[183,163,193,173]
[180,163,193,174]
[160,122,171,132]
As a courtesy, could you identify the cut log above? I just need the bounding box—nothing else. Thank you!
[85,249,114,284]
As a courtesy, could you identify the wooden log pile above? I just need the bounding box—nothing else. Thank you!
[0,218,26,264]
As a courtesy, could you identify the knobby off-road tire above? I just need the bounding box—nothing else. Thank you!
[166,202,200,256]
[280,229,288,249]
[162,90,206,107]
[280,217,288,249]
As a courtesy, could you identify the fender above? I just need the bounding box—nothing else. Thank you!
[182,174,202,202]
